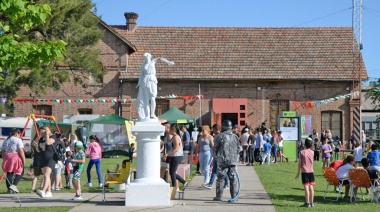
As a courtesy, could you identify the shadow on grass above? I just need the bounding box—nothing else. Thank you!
[270,192,374,207]
[290,187,304,191]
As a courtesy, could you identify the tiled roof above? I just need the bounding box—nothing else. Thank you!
[112,26,366,81]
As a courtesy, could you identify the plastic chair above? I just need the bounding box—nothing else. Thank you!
[102,161,131,202]
[348,168,373,202]
[323,167,345,201]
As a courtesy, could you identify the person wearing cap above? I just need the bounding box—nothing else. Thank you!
[71,141,86,200]
[239,127,250,164]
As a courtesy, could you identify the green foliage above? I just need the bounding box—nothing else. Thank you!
[0,0,104,101]
[365,79,380,122]
[0,0,66,115]
[34,0,104,87]
[0,0,66,73]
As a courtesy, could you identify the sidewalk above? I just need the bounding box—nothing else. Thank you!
[0,164,275,212]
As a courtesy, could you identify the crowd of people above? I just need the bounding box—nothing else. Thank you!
[295,128,380,207]
[2,122,379,205]
[160,121,240,201]
[1,126,107,200]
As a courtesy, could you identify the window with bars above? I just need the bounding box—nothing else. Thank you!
[269,100,289,131]
[321,111,342,139]
[78,108,93,114]
[33,105,52,115]
[155,99,170,116]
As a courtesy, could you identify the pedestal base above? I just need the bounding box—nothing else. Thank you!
[125,180,170,206]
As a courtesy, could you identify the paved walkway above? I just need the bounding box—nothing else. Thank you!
[0,164,275,212]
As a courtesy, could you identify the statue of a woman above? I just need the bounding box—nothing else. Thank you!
[136,53,174,120]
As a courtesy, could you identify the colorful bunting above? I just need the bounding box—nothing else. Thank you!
[291,91,359,110]
[12,94,204,104]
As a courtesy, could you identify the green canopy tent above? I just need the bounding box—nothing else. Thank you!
[87,114,130,156]
[88,114,128,125]
[36,119,79,139]
[158,107,196,126]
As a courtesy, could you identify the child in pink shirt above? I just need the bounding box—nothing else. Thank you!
[84,135,102,187]
[295,137,315,208]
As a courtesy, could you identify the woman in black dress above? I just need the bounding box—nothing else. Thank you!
[36,126,57,198]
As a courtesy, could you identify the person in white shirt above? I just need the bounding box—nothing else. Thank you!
[353,142,363,166]
[239,128,250,164]
[361,130,367,150]
[335,155,357,198]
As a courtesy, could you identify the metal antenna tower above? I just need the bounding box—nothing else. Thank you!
[352,0,363,145]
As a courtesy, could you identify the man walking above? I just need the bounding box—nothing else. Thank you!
[213,120,240,202]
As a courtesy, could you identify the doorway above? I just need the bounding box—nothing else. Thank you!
[222,113,238,126]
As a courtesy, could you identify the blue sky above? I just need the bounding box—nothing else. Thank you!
[92,0,380,80]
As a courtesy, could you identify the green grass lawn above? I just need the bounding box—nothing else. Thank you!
[254,160,379,211]
[0,156,135,194]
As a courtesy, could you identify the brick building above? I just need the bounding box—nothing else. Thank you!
[14,12,366,142]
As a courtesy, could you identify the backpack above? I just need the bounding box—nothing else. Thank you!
[254,149,262,163]
[54,140,66,163]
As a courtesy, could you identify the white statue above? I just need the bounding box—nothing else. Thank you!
[136,53,174,120]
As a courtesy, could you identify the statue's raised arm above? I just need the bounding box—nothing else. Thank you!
[153,57,174,66]
[136,53,174,121]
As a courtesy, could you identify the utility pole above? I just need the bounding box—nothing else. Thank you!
[352,0,363,146]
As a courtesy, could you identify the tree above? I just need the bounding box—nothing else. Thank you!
[0,0,66,114]
[32,0,104,90]
[0,0,104,114]
[365,79,380,110]
[0,0,66,77]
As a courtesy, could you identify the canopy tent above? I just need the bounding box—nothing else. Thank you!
[88,114,128,125]
[158,107,196,125]
[87,114,130,154]
[36,119,79,138]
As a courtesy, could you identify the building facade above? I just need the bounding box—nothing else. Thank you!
[14,12,366,143]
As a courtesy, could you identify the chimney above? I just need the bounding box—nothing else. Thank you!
[124,12,138,32]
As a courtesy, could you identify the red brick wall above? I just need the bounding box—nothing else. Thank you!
[120,80,352,142]
[15,27,129,121]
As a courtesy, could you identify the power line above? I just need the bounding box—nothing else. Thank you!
[363,6,380,15]
[139,0,173,23]
[294,7,352,27]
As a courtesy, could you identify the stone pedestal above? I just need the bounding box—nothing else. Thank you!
[125,120,170,206]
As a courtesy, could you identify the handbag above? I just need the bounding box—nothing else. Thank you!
[192,154,199,165]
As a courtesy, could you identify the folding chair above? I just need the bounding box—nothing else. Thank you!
[323,167,346,201]
[102,161,131,202]
[348,168,373,202]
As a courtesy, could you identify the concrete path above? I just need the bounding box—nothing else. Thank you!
[0,164,275,212]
